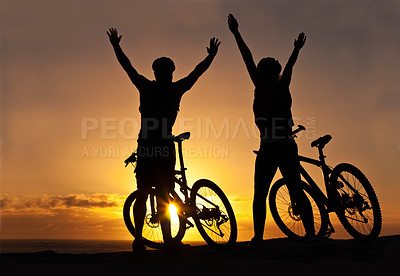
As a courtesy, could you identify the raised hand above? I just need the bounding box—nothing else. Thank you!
[207,37,221,56]
[228,14,239,34]
[107,27,122,46]
[294,32,306,50]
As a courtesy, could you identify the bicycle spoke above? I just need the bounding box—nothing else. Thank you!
[273,180,326,238]
[277,188,291,204]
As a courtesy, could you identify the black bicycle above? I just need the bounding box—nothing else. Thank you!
[267,126,382,241]
[123,132,237,252]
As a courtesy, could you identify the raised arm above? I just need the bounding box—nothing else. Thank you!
[281,32,306,85]
[228,14,258,86]
[181,37,221,90]
[107,28,144,87]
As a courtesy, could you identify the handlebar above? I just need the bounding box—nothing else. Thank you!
[124,152,137,167]
[291,125,306,138]
[123,132,191,167]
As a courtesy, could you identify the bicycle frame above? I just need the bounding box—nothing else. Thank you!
[296,147,342,235]
[297,155,332,210]
[173,138,191,203]
[170,137,222,221]
[298,144,361,214]
[296,140,370,236]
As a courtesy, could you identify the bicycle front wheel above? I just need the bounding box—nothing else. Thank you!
[191,179,237,252]
[269,179,329,242]
[330,163,382,241]
[123,191,186,249]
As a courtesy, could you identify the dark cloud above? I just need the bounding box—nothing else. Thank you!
[0,193,124,212]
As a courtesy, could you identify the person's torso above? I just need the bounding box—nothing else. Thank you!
[138,81,184,140]
[253,79,294,140]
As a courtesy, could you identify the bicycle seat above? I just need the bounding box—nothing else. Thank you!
[311,135,332,149]
[173,132,191,141]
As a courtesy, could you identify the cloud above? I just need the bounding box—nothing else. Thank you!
[0,193,125,212]
[0,193,130,239]
[230,196,252,203]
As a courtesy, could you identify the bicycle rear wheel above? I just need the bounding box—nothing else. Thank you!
[330,163,381,241]
[191,179,237,252]
[269,179,329,242]
[123,191,186,249]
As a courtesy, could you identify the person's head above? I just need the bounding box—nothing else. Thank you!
[152,57,175,83]
[257,57,282,81]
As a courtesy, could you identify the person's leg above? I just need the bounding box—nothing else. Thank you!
[156,142,175,246]
[156,185,172,244]
[253,145,278,241]
[133,187,148,240]
[279,142,315,236]
[132,186,149,252]
[132,146,151,252]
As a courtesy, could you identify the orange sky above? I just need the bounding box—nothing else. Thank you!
[1,0,400,241]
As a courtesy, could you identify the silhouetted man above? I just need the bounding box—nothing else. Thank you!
[107,28,220,252]
[227,14,315,247]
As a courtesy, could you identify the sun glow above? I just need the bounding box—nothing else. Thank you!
[169,204,180,227]
[169,203,178,215]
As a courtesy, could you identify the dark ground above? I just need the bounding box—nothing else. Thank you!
[1,235,399,276]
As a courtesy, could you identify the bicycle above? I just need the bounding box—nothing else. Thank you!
[123,132,237,252]
[266,126,382,242]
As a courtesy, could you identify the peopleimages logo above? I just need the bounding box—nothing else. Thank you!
[81,116,317,140]
[80,116,317,158]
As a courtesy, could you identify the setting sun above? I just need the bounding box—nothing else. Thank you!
[168,204,178,219]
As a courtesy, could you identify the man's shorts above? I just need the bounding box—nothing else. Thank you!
[135,140,176,192]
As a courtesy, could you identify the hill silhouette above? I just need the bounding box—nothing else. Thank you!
[1,235,399,275]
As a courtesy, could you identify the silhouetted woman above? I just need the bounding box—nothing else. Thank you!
[228,14,314,247]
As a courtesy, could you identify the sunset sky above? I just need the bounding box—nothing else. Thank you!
[1,0,399,242]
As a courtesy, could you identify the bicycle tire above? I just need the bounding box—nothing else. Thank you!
[191,179,237,252]
[269,179,329,242]
[330,163,382,241]
[123,191,186,249]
